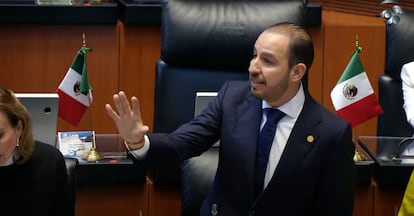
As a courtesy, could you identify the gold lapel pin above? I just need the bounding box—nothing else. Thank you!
[306,135,314,143]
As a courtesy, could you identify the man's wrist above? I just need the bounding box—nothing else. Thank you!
[125,140,144,150]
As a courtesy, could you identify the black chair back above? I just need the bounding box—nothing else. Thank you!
[64,157,78,216]
[378,9,414,136]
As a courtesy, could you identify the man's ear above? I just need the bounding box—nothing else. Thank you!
[291,63,306,82]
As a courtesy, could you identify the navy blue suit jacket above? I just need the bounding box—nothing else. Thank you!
[147,81,355,216]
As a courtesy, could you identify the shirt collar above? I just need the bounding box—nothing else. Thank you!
[262,83,305,119]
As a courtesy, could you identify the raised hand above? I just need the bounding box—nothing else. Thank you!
[105,91,149,148]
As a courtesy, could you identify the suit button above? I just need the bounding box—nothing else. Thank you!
[249,210,255,216]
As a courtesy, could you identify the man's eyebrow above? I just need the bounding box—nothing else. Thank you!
[260,51,276,59]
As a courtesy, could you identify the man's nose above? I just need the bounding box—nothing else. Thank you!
[249,58,260,74]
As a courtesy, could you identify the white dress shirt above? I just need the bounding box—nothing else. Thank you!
[261,84,304,188]
[128,84,305,189]
[401,61,414,130]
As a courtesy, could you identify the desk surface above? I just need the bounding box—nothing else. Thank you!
[70,134,147,186]
[359,136,414,166]
[359,136,414,187]
[76,155,146,186]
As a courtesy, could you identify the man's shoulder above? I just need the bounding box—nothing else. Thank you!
[225,80,250,88]
[306,96,350,127]
[220,80,252,100]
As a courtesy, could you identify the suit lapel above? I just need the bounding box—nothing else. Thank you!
[233,92,262,198]
[270,95,321,182]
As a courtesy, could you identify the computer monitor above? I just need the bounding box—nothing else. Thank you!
[194,92,218,117]
[194,92,219,147]
[15,93,59,147]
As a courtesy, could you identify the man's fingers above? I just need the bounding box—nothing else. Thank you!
[131,97,149,135]
[118,91,132,115]
[113,94,124,115]
[113,91,132,117]
[105,104,119,121]
[131,96,142,121]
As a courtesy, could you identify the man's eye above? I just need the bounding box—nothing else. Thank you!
[263,58,273,64]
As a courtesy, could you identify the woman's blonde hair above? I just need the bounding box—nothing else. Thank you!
[0,88,35,164]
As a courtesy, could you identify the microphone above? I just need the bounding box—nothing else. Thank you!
[392,137,414,161]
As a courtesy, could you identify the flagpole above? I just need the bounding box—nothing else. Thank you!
[82,33,96,150]
[352,34,367,162]
[355,34,359,48]
[81,33,104,162]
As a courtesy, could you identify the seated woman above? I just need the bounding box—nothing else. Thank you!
[0,87,70,216]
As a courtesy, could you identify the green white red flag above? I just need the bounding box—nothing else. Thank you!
[57,47,93,126]
[330,47,383,127]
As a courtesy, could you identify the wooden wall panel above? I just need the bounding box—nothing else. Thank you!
[322,10,385,137]
[0,24,119,134]
[76,184,148,216]
[118,23,161,132]
[354,185,374,216]
[307,25,325,103]
[147,181,181,216]
[373,184,405,216]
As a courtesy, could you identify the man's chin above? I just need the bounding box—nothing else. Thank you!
[251,87,264,99]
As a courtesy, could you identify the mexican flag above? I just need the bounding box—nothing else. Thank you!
[57,47,93,126]
[330,47,383,127]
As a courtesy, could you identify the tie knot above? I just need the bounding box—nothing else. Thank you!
[264,108,285,124]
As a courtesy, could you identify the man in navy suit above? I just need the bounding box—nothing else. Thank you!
[105,22,355,216]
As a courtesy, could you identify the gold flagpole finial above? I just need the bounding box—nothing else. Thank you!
[82,33,86,47]
[355,34,359,48]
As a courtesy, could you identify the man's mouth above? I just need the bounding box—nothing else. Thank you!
[251,80,265,88]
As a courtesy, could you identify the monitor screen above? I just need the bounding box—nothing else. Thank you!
[194,92,218,117]
[15,93,59,147]
[194,92,219,147]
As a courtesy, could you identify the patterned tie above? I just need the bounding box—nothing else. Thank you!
[255,108,285,196]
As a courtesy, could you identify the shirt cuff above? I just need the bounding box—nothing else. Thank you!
[125,135,150,160]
